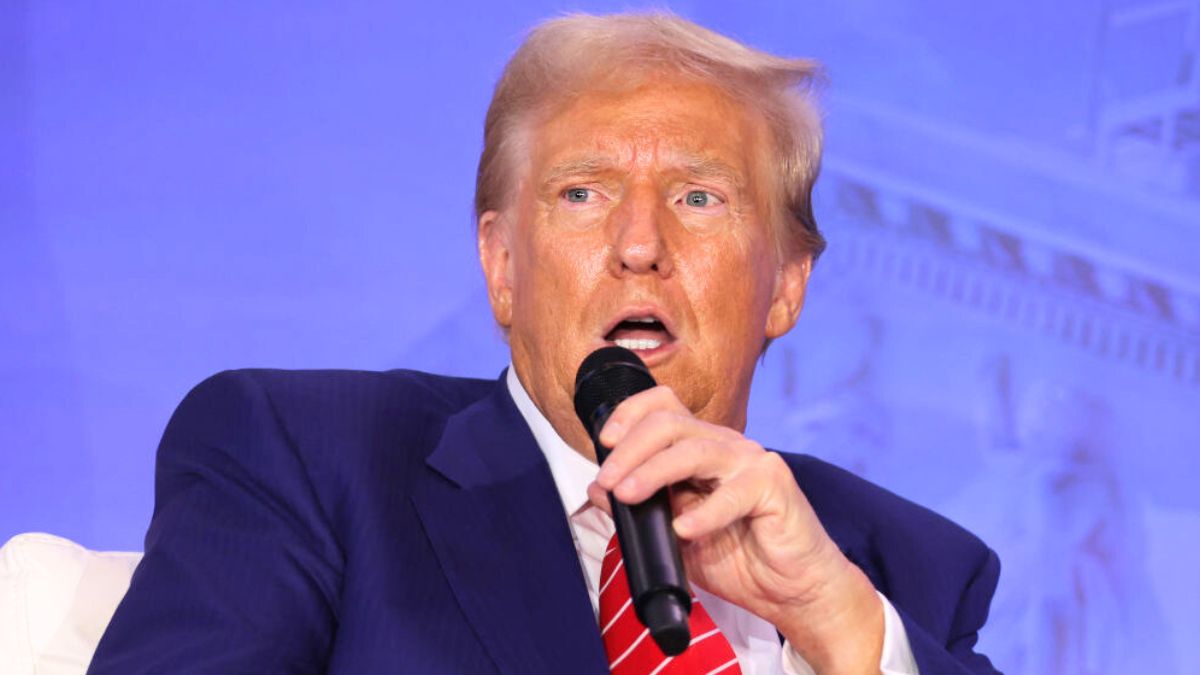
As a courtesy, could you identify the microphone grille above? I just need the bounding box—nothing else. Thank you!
[573,347,657,427]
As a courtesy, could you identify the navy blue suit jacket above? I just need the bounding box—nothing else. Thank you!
[89,368,1000,674]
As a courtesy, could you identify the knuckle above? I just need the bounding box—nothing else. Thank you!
[730,438,758,457]
[649,410,687,438]
[715,486,744,515]
[756,449,787,473]
[748,446,787,468]
[653,385,688,410]
[612,397,638,420]
[697,437,719,456]
[647,409,673,426]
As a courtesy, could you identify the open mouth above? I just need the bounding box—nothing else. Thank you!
[603,314,676,356]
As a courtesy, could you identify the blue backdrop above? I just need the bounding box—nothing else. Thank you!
[3,1,1198,672]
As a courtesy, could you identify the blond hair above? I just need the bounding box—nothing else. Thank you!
[474,12,826,259]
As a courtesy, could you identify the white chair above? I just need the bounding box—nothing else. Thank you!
[0,533,141,675]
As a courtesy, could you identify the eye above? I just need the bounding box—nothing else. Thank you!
[683,190,721,207]
[563,187,592,203]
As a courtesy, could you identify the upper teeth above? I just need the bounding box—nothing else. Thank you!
[615,338,662,351]
[628,317,657,323]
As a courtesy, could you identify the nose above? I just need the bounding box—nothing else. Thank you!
[609,185,673,277]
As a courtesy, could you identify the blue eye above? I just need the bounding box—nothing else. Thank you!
[564,188,591,203]
[685,190,712,207]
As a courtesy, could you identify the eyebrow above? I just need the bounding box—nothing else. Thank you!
[540,154,745,189]
[681,157,744,188]
[541,158,612,188]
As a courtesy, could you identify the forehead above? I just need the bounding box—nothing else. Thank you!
[528,78,768,182]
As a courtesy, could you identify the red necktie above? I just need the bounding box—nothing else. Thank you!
[598,534,742,674]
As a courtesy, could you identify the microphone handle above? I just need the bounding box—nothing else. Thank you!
[587,402,692,655]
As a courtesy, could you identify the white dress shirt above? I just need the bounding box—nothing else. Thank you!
[505,367,919,674]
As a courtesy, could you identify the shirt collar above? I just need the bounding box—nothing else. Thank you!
[505,365,599,517]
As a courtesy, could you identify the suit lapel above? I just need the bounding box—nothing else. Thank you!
[411,374,608,675]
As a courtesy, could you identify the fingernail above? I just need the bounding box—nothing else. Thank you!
[674,514,694,537]
[615,476,638,499]
[596,465,615,487]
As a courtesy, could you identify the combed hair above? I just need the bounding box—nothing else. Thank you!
[474,11,827,260]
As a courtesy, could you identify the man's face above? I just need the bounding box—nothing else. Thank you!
[479,77,811,455]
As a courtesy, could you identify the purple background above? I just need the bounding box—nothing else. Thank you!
[3,1,1198,672]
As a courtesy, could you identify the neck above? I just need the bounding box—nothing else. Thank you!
[509,363,599,463]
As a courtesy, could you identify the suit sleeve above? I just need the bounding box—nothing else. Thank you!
[88,371,343,674]
[900,547,1001,674]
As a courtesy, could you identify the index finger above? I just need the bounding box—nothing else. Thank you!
[598,385,689,447]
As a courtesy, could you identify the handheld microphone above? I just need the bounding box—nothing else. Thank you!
[574,346,691,656]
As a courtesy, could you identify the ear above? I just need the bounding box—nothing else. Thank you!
[477,209,514,329]
[764,252,812,340]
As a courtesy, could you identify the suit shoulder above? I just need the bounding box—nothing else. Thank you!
[169,368,496,463]
[780,452,994,577]
[184,367,493,417]
[780,454,1002,666]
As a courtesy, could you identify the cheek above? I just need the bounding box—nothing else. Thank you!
[514,229,606,321]
[683,235,775,342]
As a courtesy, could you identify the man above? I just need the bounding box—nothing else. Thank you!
[90,12,999,675]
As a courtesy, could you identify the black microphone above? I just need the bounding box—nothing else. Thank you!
[574,346,691,656]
